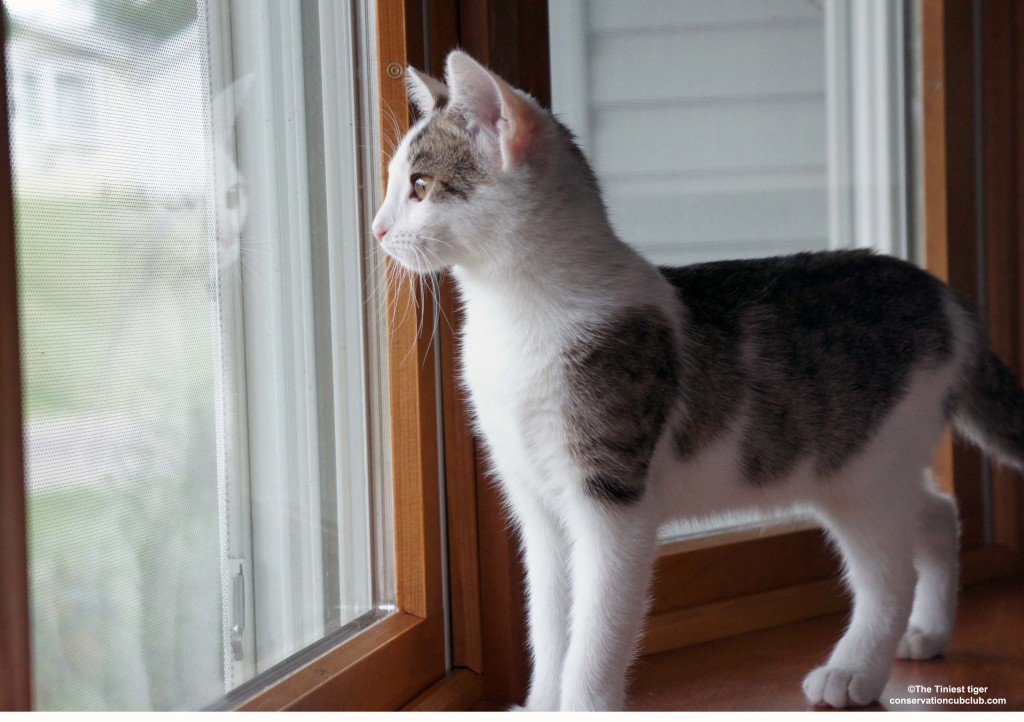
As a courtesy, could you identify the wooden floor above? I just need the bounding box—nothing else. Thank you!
[627,579,1024,711]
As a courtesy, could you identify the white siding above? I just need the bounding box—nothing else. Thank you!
[551,0,831,264]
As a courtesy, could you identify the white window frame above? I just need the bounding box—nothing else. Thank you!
[825,0,909,259]
[207,0,393,691]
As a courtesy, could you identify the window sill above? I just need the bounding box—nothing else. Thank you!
[628,578,1024,711]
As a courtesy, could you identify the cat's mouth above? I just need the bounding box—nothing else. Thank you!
[381,236,450,275]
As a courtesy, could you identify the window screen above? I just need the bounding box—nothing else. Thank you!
[6,0,391,710]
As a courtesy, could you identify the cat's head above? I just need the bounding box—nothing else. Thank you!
[372,51,597,275]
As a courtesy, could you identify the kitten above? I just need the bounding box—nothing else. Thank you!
[372,50,1024,711]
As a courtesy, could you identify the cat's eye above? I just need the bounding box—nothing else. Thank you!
[411,174,434,200]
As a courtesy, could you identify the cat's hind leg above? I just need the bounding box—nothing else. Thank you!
[897,477,960,660]
[803,484,919,708]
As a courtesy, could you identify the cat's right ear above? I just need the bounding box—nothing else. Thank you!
[405,67,448,118]
[445,50,542,170]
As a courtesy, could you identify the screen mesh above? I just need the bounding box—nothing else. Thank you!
[7,0,226,709]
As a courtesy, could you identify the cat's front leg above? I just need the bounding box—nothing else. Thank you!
[558,492,659,711]
[804,489,919,708]
[505,485,571,711]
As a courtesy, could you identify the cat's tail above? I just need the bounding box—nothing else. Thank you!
[950,345,1024,471]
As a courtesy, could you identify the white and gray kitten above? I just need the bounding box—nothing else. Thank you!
[372,51,1024,711]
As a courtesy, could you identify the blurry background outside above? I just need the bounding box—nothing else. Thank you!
[5,0,387,710]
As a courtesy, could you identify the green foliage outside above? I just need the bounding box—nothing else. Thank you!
[18,192,225,710]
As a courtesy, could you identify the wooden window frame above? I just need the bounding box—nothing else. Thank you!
[235,0,448,709]
[0,9,31,713]
[0,0,452,712]
[2,0,1021,713]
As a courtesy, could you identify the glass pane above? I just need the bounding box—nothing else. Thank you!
[549,0,910,266]
[549,0,914,540]
[5,0,390,710]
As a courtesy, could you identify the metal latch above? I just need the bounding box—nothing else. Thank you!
[231,562,245,661]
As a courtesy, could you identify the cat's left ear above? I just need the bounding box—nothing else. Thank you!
[445,50,542,169]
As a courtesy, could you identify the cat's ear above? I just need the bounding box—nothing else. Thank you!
[405,67,448,118]
[445,50,541,169]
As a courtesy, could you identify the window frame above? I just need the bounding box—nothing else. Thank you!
[2,0,1022,713]
[214,0,389,678]
[0,8,31,712]
[0,0,449,712]
[232,0,448,709]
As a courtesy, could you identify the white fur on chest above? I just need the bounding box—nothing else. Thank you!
[459,303,577,501]
[453,257,681,505]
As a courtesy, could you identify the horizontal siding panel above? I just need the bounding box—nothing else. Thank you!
[601,167,827,197]
[607,187,828,252]
[636,237,830,267]
[591,24,825,105]
[589,0,822,34]
[592,100,826,177]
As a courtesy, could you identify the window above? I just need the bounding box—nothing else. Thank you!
[4,0,412,710]
[2,0,1018,713]
[549,0,911,267]
[549,0,915,541]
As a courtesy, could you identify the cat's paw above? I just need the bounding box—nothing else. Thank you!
[802,665,885,708]
[896,625,948,660]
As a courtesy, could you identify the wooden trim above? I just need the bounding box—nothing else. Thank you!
[439,279,484,671]
[403,668,484,711]
[657,518,817,557]
[378,0,444,623]
[921,0,1024,557]
[961,544,1020,585]
[1016,0,1024,570]
[240,613,443,711]
[920,0,954,497]
[651,528,838,617]
[921,0,987,548]
[642,579,848,657]
[982,0,1023,561]
[386,249,443,621]
[0,12,32,713]
[642,544,1018,659]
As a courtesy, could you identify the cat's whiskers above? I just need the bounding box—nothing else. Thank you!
[379,102,404,160]
[398,266,421,365]
[415,244,455,337]
[362,245,391,318]
[408,245,446,370]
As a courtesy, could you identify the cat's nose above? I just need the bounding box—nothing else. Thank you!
[373,226,387,242]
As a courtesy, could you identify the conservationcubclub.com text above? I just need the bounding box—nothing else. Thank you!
[889,684,1007,706]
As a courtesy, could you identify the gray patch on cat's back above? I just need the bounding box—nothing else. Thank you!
[661,251,955,485]
[563,307,679,504]
[407,107,488,201]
